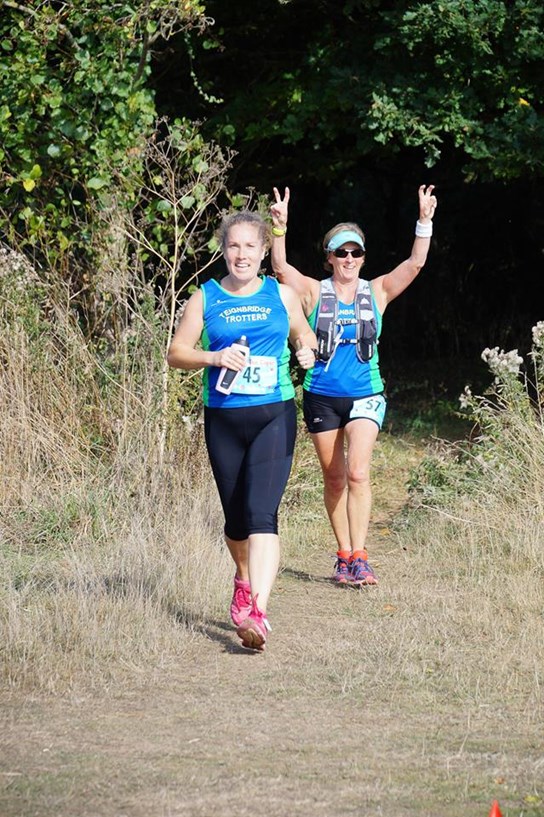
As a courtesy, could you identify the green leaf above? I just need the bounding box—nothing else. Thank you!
[180,194,196,208]
[229,193,246,208]
[192,157,209,173]
[47,145,61,158]
[74,126,90,141]
[156,199,172,212]
[57,232,70,251]
[87,177,108,190]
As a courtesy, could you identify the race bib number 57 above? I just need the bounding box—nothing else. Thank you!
[349,394,387,428]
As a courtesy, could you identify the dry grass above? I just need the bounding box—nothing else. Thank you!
[1,250,543,815]
[279,417,544,717]
[1,432,232,693]
[0,252,231,693]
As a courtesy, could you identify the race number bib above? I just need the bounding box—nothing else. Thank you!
[232,355,278,395]
[349,394,387,427]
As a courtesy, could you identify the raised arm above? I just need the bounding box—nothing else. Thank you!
[270,186,320,316]
[371,185,438,313]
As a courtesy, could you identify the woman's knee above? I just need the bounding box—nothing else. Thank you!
[346,465,371,488]
[322,468,347,496]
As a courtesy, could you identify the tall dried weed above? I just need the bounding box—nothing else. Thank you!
[0,248,229,693]
[387,327,544,711]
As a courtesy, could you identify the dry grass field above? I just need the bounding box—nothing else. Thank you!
[2,422,543,817]
[1,251,543,816]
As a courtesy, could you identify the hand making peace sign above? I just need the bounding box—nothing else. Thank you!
[418,184,437,221]
[270,186,290,230]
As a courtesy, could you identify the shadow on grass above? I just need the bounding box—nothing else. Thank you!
[280,566,332,585]
[188,616,267,655]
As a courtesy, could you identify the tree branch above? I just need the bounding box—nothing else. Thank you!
[1,0,78,50]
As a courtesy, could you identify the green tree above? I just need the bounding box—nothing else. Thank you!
[171,0,544,182]
[0,0,207,272]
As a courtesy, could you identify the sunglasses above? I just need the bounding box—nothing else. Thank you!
[332,247,365,258]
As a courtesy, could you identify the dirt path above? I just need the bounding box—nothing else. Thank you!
[1,434,542,817]
[1,564,446,817]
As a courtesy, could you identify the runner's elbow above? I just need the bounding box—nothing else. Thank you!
[271,259,287,279]
[408,256,426,276]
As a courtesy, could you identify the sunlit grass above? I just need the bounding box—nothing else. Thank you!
[1,246,543,726]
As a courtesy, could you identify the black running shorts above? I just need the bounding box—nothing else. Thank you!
[302,391,386,433]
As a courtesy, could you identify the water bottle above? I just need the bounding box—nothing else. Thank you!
[215,335,250,394]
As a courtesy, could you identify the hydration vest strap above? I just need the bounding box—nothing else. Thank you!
[355,294,377,363]
[315,278,377,364]
[315,285,337,361]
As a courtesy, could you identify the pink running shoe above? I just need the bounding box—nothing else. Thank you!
[230,576,252,626]
[347,550,378,586]
[236,596,271,651]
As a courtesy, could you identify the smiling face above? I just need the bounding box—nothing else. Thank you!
[223,222,266,288]
[322,222,366,278]
[328,242,366,281]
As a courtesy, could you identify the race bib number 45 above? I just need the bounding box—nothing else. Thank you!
[232,355,278,395]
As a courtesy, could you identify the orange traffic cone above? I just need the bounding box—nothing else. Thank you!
[488,801,502,817]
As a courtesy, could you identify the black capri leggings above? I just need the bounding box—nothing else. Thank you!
[204,399,297,541]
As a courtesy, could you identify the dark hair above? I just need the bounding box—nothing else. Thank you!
[217,210,271,253]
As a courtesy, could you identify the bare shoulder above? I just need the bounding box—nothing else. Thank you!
[182,287,204,318]
[293,278,320,316]
[277,281,299,310]
[173,288,204,337]
[369,275,388,313]
[370,255,420,312]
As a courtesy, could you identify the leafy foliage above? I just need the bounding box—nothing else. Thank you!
[89,117,233,336]
[170,0,544,181]
[0,0,208,271]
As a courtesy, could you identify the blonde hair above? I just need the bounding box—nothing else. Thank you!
[322,222,366,273]
[217,210,271,253]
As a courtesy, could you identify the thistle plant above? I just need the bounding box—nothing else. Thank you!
[463,326,543,495]
[409,323,544,512]
[459,328,542,431]
[529,320,544,414]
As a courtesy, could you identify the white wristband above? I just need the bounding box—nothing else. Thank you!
[415,220,433,238]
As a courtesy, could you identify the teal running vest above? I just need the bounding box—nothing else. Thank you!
[304,279,384,398]
[201,276,295,408]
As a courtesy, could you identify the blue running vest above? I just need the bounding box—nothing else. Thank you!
[201,276,295,408]
[303,282,384,398]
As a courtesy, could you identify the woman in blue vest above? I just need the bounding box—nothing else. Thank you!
[167,211,317,651]
[270,185,437,586]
